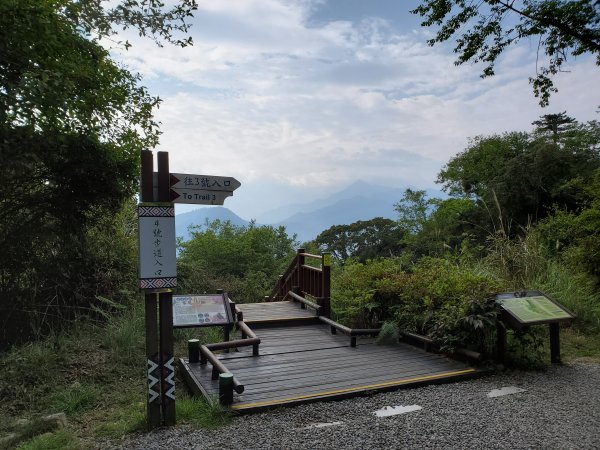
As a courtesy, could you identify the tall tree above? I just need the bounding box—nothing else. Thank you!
[412,0,600,106]
[438,121,600,233]
[0,0,197,345]
[532,112,577,140]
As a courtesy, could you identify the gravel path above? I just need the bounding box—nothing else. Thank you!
[109,363,600,450]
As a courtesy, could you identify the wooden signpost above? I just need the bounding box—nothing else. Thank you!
[139,150,240,428]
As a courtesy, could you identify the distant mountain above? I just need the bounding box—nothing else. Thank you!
[174,181,444,244]
[277,183,406,242]
[175,207,249,241]
[256,180,400,224]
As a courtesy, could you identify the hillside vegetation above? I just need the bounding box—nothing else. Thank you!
[2,109,599,446]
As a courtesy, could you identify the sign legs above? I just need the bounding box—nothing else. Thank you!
[145,293,161,428]
[159,291,176,425]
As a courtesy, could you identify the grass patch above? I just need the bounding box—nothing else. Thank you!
[16,429,80,450]
[92,402,146,438]
[560,327,600,363]
[48,383,99,416]
[176,394,231,428]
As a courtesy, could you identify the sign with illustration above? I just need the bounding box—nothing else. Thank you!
[172,294,234,328]
[496,291,575,325]
[138,203,177,289]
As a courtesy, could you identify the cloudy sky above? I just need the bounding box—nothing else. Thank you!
[114,0,599,220]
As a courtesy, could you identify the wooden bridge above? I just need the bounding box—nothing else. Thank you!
[179,250,481,412]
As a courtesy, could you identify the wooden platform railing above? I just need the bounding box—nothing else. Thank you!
[190,306,265,403]
[269,248,331,318]
[318,316,380,348]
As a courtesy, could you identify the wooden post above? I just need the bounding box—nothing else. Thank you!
[550,323,561,364]
[157,151,176,426]
[496,320,506,365]
[320,252,332,318]
[141,150,161,430]
[188,339,200,363]
[219,373,234,406]
[297,248,305,293]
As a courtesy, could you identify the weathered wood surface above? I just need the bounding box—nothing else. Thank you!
[237,301,317,323]
[181,321,478,412]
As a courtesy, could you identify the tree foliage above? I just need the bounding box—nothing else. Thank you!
[177,221,298,302]
[438,120,600,232]
[0,0,197,346]
[412,0,600,105]
[314,218,404,262]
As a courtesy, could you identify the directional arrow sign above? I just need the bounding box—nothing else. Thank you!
[169,173,241,192]
[169,188,233,205]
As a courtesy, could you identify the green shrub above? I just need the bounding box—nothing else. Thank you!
[332,257,501,353]
[387,258,501,352]
[331,257,408,327]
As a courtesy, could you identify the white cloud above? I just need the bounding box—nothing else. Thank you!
[111,1,600,215]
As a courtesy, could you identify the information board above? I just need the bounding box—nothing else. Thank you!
[496,291,575,325]
[172,294,234,328]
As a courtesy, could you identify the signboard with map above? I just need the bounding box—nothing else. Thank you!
[496,291,575,326]
[172,294,234,328]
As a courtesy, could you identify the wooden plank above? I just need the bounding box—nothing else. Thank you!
[219,345,432,370]
[219,345,443,372]
[232,358,463,388]
[231,368,479,410]
[196,364,476,400]
[233,366,477,401]
[228,356,465,384]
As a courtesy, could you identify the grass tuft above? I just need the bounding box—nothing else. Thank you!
[48,383,99,416]
[16,429,80,450]
[176,394,231,428]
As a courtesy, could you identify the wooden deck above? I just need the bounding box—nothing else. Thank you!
[236,300,317,324]
[179,314,480,412]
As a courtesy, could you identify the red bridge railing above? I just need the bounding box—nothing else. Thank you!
[268,248,331,318]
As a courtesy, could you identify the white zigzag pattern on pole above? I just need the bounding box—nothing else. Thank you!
[147,359,160,403]
[165,357,176,400]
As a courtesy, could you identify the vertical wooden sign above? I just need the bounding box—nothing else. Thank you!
[157,151,176,426]
[140,150,162,429]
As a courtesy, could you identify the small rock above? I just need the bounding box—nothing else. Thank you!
[487,386,526,398]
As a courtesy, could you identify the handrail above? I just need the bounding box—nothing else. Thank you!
[199,345,244,394]
[205,338,260,351]
[318,316,380,347]
[268,248,331,316]
[400,331,482,361]
[288,290,321,311]
[299,252,322,260]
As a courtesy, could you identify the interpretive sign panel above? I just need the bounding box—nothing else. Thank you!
[172,294,234,328]
[496,291,575,326]
[138,203,177,289]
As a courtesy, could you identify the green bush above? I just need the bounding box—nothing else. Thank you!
[388,258,501,351]
[332,257,501,352]
[331,257,407,328]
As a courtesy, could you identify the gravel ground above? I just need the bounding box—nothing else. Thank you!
[108,363,600,450]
